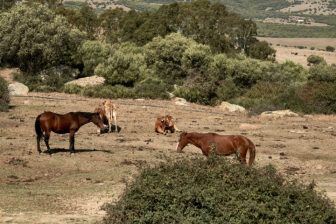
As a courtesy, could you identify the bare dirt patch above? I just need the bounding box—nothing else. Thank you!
[0,92,336,223]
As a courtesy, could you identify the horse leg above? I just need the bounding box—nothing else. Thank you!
[36,134,42,154]
[113,111,117,132]
[69,130,75,154]
[44,131,51,154]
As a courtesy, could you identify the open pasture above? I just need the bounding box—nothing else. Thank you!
[0,92,336,223]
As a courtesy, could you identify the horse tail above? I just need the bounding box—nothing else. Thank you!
[247,140,256,166]
[35,114,44,138]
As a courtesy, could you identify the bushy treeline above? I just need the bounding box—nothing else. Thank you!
[1,1,336,114]
[103,155,336,223]
[0,0,273,74]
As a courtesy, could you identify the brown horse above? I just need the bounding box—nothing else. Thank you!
[176,132,256,166]
[35,111,106,154]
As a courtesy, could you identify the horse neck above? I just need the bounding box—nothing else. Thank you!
[77,113,93,126]
[187,133,206,149]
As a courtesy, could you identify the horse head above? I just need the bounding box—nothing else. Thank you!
[164,115,174,128]
[176,132,189,153]
[92,112,108,132]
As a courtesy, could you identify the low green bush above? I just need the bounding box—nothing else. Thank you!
[308,64,336,82]
[326,46,335,52]
[133,78,170,99]
[103,155,336,223]
[0,77,10,111]
[80,85,135,99]
[14,66,77,92]
[307,55,326,66]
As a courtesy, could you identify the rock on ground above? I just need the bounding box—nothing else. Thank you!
[65,75,105,87]
[217,101,246,113]
[260,110,299,118]
[8,82,29,96]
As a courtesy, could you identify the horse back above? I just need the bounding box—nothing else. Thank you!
[39,111,73,133]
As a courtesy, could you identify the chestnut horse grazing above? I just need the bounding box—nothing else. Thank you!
[35,111,106,154]
[176,132,256,166]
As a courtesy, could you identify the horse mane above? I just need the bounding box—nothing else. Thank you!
[74,112,97,119]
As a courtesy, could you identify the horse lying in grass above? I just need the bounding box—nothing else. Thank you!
[155,115,181,135]
[35,111,106,154]
[176,132,256,166]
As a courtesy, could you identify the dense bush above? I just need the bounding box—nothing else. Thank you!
[326,46,335,52]
[15,66,77,92]
[307,55,326,66]
[0,76,10,111]
[133,78,170,99]
[76,40,113,76]
[103,155,336,223]
[248,41,276,61]
[0,3,86,73]
[308,64,336,82]
[95,43,147,86]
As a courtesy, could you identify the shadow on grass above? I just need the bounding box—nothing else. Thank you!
[42,148,114,155]
[100,125,122,134]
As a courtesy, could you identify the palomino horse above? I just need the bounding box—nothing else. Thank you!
[155,115,181,135]
[35,111,106,154]
[176,132,256,166]
[94,100,117,133]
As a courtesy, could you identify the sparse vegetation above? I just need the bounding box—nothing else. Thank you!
[103,155,336,223]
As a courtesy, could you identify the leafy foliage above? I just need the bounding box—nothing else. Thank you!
[103,155,336,223]
[0,76,10,111]
[15,66,77,92]
[248,41,276,61]
[326,46,335,52]
[76,40,113,76]
[307,55,326,66]
[0,3,86,73]
[95,43,147,86]
[98,0,261,55]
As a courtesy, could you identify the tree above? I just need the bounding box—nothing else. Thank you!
[99,8,128,43]
[0,3,86,73]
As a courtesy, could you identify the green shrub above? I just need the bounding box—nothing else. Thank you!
[80,85,135,99]
[76,40,113,76]
[63,84,83,94]
[95,43,147,86]
[174,87,211,105]
[0,77,10,111]
[296,81,336,114]
[103,155,336,223]
[248,41,276,61]
[14,66,77,92]
[326,46,335,52]
[215,78,240,101]
[307,55,326,66]
[134,78,170,99]
[308,64,336,82]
